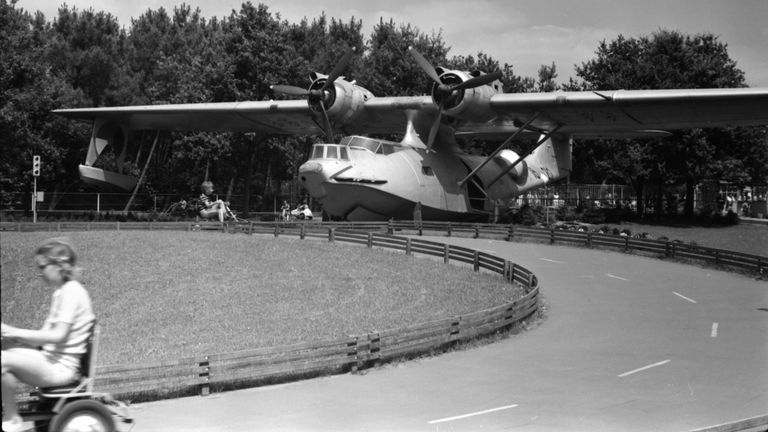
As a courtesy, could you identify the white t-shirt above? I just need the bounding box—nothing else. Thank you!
[42,280,95,371]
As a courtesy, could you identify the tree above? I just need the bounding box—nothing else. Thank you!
[574,30,759,218]
[1,0,94,209]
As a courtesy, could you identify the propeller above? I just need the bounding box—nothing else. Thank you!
[408,47,503,150]
[271,48,355,143]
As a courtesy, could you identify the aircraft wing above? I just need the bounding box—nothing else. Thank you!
[53,96,438,136]
[54,100,323,134]
[483,88,768,138]
[54,88,768,139]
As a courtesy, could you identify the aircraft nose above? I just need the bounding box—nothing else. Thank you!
[299,161,328,198]
[300,161,323,174]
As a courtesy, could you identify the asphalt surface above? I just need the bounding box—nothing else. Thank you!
[127,237,767,431]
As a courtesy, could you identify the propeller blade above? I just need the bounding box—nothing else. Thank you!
[408,46,442,85]
[270,85,309,97]
[426,99,446,151]
[318,101,334,143]
[322,47,355,92]
[453,70,503,91]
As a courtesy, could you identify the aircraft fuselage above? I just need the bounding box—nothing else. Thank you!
[298,135,570,221]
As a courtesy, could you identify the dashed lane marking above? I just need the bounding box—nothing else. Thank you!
[540,258,566,264]
[618,359,671,378]
[427,404,519,424]
[673,292,697,304]
[711,322,718,338]
[606,273,630,281]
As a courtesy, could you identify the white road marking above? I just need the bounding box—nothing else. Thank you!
[605,273,630,281]
[540,258,565,264]
[673,292,697,304]
[618,359,671,378]
[427,404,519,424]
[711,322,718,338]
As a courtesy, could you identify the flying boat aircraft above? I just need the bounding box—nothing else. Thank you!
[54,48,768,221]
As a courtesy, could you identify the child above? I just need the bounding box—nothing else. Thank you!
[199,181,237,222]
[1,238,96,432]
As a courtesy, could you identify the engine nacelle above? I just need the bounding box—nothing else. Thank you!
[432,68,500,122]
[308,73,373,128]
[497,149,527,181]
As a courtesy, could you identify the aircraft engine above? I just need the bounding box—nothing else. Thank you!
[431,69,498,122]
[307,73,373,127]
[497,149,527,181]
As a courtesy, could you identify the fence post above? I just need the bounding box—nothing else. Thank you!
[387,219,394,235]
[473,250,480,272]
[586,232,591,247]
[474,224,480,239]
[550,228,555,244]
[406,238,412,255]
[443,244,450,264]
[506,224,514,241]
[625,236,630,252]
[300,223,306,239]
[198,356,210,396]
[367,232,373,248]
[274,223,279,237]
[328,227,335,242]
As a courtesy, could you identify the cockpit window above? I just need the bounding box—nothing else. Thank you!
[309,144,349,160]
[311,145,324,159]
[347,136,403,155]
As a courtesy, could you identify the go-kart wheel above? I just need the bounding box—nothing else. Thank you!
[48,399,115,432]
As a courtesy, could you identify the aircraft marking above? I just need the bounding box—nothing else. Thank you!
[540,258,565,264]
[673,292,697,304]
[711,322,718,338]
[605,273,629,281]
[618,359,671,378]
[427,404,518,424]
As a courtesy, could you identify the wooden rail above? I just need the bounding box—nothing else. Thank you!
[5,218,763,402]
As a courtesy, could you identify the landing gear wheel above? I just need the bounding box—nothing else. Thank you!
[49,399,115,432]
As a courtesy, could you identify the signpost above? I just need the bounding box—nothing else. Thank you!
[32,155,40,223]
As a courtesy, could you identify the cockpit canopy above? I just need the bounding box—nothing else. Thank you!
[309,136,404,161]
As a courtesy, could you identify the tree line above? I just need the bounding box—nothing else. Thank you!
[1,0,765,217]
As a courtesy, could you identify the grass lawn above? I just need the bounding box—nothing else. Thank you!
[1,231,521,366]
[607,221,767,256]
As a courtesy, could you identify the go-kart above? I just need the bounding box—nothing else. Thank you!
[290,205,314,220]
[11,325,133,432]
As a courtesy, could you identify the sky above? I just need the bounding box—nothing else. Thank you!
[17,0,768,87]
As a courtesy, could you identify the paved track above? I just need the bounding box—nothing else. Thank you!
[129,237,767,431]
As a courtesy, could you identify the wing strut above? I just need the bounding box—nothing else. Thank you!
[457,112,540,188]
[485,125,563,189]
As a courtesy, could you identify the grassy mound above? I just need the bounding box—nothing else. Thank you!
[1,231,521,365]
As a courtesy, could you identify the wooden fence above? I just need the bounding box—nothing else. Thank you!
[3,218,764,401]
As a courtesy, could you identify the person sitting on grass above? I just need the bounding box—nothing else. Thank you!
[199,181,237,222]
[1,238,96,432]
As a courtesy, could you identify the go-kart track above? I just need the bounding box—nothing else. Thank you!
[130,236,766,432]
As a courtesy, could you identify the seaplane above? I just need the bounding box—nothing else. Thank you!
[54,48,768,221]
